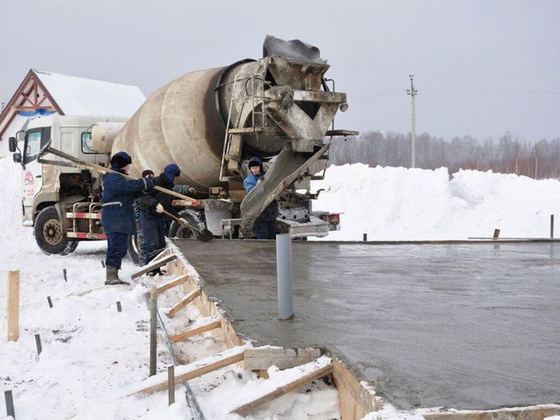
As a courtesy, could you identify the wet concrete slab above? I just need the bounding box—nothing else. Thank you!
[172,239,560,410]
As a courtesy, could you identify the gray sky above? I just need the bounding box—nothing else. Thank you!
[1,0,558,140]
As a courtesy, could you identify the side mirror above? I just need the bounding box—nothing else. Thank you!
[13,152,22,163]
[9,137,17,153]
[16,130,26,142]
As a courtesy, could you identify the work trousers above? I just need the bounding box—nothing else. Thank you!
[106,232,129,269]
[139,211,167,265]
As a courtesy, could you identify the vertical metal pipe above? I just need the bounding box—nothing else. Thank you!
[35,334,42,355]
[5,390,15,418]
[550,214,554,239]
[276,234,294,320]
[149,290,158,376]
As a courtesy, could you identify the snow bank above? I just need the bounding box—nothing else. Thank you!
[312,164,560,241]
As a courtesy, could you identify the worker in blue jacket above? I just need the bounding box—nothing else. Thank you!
[243,156,279,239]
[136,164,182,268]
[102,151,153,285]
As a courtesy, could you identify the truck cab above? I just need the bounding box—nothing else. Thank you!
[9,114,126,254]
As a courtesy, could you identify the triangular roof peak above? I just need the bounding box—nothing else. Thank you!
[0,69,145,139]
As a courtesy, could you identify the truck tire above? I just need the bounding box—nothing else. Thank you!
[34,206,79,255]
[128,234,141,266]
[168,209,205,239]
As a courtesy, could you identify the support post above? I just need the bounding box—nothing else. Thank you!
[149,289,158,376]
[550,214,554,239]
[7,270,19,342]
[493,228,500,240]
[276,234,294,320]
[168,365,175,405]
[363,233,367,242]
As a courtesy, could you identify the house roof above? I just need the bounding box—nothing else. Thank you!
[34,70,145,116]
[0,69,145,139]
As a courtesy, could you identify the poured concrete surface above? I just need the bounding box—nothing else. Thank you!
[172,239,560,410]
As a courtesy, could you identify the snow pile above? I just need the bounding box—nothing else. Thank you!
[312,164,560,241]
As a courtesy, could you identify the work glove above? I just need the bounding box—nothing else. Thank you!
[155,203,164,214]
[187,186,197,195]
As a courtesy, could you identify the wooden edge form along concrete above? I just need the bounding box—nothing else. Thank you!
[422,404,560,420]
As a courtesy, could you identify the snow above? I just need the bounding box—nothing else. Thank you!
[312,163,560,241]
[2,150,560,418]
[34,70,145,117]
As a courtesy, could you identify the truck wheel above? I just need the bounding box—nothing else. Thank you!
[34,206,78,255]
[128,234,141,265]
[168,210,205,239]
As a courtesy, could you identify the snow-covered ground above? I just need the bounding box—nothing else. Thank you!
[312,164,560,241]
[2,142,560,419]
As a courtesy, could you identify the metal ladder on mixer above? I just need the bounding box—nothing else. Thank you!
[219,73,270,182]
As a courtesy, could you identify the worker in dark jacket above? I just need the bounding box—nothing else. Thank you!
[136,164,182,267]
[243,156,279,239]
[102,151,153,285]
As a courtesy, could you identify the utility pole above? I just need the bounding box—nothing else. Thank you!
[406,74,418,168]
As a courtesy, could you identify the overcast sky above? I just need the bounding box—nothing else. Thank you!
[1,0,558,140]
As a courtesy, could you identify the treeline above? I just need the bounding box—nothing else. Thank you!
[328,131,560,179]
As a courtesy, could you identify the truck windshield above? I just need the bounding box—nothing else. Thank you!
[25,130,42,162]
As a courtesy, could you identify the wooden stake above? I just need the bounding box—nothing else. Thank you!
[168,365,175,405]
[166,288,201,318]
[62,268,67,282]
[7,270,19,342]
[116,301,122,312]
[493,228,501,240]
[47,296,53,308]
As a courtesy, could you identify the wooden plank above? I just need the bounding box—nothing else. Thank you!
[7,270,20,342]
[332,357,382,419]
[131,254,177,279]
[231,359,333,416]
[153,274,190,296]
[170,319,222,343]
[423,405,560,420]
[244,346,322,371]
[166,288,201,318]
[131,346,245,396]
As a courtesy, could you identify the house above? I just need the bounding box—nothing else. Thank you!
[0,69,145,150]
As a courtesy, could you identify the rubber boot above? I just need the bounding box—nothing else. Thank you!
[105,265,129,285]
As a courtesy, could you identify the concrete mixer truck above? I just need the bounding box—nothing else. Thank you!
[8,36,356,256]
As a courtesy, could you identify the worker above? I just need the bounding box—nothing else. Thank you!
[102,151,153,285]
[243,156,279,239]
[134,170,156,266]
[136,164,182,270]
